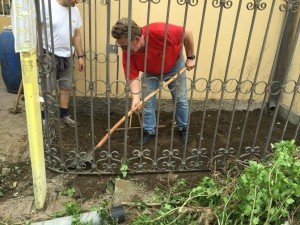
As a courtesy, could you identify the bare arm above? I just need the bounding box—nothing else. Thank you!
[130,79,141,111]
[72,28,85,72]
[183,29,195,71]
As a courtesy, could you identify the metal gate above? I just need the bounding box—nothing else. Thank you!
[38,0,300,174]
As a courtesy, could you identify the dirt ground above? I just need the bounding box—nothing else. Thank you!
[0,162,208,224]
[0,106,299,224]
[61,105,300,169]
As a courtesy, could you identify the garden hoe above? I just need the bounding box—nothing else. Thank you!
[94,66,187,150]
[76,67,187,165]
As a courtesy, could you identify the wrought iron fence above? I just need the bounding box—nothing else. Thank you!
[38,0,300,174]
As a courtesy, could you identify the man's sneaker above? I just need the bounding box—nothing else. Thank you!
[61,115,79,127]
[139,130,155,145]
[178,128,187,143]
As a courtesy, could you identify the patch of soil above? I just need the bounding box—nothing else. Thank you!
[0,161,209,224]
[59,106,299,171]
[1,104,299,224]
[0,162,33,202]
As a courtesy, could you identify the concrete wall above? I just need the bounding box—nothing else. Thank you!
[74,1,299,120]
[280,9,300,120]
[1,1,298,119]
[76,1,287,100]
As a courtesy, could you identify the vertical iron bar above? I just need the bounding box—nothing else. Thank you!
[206,1,225,158]
[237,0,275,158]
[94,1,98,92]
[177,2,190,168]
[264,17,300,158]
[139,0,152,169]
[88,0,95,167]
[35,0,55,160]
[44,0,65,167]
[123,0,134,160]
[196,0,208,154]
[188,0,207,167]
[294,85,300,140]
[67,0,80,170]
[153,0,171,169]
[220,0,242,153]
[253,1,292,158]
[115,0,121,95]
[106,0,113,169]
[82,1,87,96]
[227,1,259,158]
[280,76,300,140]
[209,2,225,156]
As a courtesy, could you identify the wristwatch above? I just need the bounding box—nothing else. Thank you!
[78,55,84,59]
[187,55,195,60]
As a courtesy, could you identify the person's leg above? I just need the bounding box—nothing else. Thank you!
[58,87,70,117]
[141,73,160,134]
[40,55,58,119]
[57,57,77,127]
[57,57,72,106]
[165,57,188,130]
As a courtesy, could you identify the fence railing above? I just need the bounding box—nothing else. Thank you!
[38,0,300,175]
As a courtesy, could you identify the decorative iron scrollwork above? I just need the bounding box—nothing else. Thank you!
[80,0,89,4]
[100,0,107,5]
[247,0,267,10]
[130,149,154,171]
[139,0,161,4]
[279,0,299,12]
[241,146,261,160]
[212,0,233,9]
[177,0,198,6]
[39,54,52,73]
[185,148,209,169]
[284,80,297,94]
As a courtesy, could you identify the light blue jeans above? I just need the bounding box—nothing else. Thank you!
[141,56,188,133]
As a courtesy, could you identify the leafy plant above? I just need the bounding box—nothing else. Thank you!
[51,201,93,224]
[63,201,93,225]
[120,161,128,178]
[223,140,300,224]
[95,198,118,225]
[14,166,22,175]
[59,187,76,198]
[63,201,82,216]
[131,140,300,225]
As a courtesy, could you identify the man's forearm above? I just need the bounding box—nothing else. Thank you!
[73,38,83,56]
[72,29,83,56]
[184,29,194,57]
[130,79,140,99]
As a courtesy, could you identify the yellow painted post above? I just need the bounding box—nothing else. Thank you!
[20,48,47,209]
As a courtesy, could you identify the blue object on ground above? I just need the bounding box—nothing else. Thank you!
[0,27,22,94]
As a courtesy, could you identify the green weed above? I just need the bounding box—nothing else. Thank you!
[59,187,76,198]
[120,161,128,178]
[131,140,300,224]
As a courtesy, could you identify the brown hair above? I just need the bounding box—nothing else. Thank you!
[111,18,142,40]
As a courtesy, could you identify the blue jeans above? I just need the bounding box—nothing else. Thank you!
[141,57,188,133]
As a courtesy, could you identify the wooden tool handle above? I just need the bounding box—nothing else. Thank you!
[12,79,23,114]
[94,67,187,150]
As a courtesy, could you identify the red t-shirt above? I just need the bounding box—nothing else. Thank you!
[122,23,183,80]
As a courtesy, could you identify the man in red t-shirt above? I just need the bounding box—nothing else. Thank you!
[111,18,195,144]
